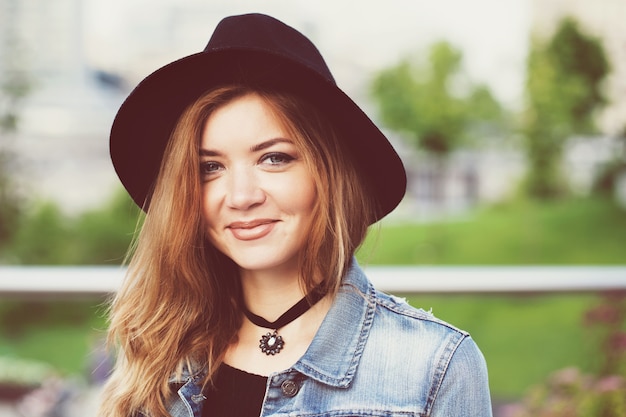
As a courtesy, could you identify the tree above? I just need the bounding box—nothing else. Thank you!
[71,189,141,265]
[6,202,72,264]
[370,41,503,201]
[522,17,610,199]
[0,31,31,251]
[4,189,140,265]
[0,149,21,251]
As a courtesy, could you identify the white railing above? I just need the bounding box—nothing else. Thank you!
[1,265,626,296]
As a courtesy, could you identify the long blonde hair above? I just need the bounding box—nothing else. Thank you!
[99,85,375,417]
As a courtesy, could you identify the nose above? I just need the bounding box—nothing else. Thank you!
[225,166,266,210]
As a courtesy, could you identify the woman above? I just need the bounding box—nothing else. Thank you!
[101,13,492,417]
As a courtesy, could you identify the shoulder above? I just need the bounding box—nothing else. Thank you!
[372,288,469,343]
[341,261,479,368]
[363,287,485,380]
[361,289,491,414]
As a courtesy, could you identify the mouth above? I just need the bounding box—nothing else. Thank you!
[227,219,278,241]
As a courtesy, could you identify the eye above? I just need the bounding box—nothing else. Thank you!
[260,152,295,166]
[200,161,223,179]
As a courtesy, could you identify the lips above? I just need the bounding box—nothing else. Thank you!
[227,219,277,241]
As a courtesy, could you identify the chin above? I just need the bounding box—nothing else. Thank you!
[226,251,300,275]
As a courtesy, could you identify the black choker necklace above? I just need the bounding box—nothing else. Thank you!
[243,286,325,355]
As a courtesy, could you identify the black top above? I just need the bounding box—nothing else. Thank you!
[202,364,268,417]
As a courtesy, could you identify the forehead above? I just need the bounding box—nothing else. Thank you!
[201,94,286,145]
[200,92,317,155]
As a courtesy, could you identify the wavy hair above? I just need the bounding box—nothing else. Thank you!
[99,85,375,417]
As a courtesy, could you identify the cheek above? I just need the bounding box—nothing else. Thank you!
[302,180,317,212]
[284,175,317,218]
[201,184,219,230]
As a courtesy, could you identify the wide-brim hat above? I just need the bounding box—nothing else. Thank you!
[110,13,406,222]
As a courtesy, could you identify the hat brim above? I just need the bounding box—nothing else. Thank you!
[110,48,406,222]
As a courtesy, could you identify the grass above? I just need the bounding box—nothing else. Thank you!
[0,300,108,378]
[1,197,624,400]
[358,197,626,265]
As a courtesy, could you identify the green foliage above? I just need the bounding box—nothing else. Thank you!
[0,299,108,376]
[3,189,140,265]
[7,202,73,264]
[359,197,626,265]
[547,18,609,127]
[0,27,32,132]
[0,150,22,249]
[522,17,610,199]
[0,36,32,253]
[0,58,31,132]
[70,191,142,265]
[370,41,504,156]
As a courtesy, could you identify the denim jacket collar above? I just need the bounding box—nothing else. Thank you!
[291,259,375,388]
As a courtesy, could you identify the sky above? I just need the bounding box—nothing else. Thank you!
[83,0,531,108]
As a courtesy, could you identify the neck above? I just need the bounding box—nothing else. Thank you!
[239,267,306,322]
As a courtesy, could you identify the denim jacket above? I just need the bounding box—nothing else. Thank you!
[167,261,492,417]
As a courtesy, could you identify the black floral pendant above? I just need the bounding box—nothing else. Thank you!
[259,330,284,355]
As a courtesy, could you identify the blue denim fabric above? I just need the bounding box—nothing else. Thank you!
[167,260,493,416]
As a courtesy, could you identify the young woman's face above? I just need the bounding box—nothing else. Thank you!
[200,94,317,276]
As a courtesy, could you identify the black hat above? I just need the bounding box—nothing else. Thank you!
[110,13,406,221]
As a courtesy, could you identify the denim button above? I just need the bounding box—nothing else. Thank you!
[281,380,299,397]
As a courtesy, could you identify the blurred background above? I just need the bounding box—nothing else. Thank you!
[1,0,625,416]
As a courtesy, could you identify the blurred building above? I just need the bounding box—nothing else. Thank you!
[0,0,125,213]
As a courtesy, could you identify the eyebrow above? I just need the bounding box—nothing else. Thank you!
[199,138,294,156]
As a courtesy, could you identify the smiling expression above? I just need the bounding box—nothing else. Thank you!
[200,93,317,276]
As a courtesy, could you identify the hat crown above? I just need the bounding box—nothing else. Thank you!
[204,13,335,85]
